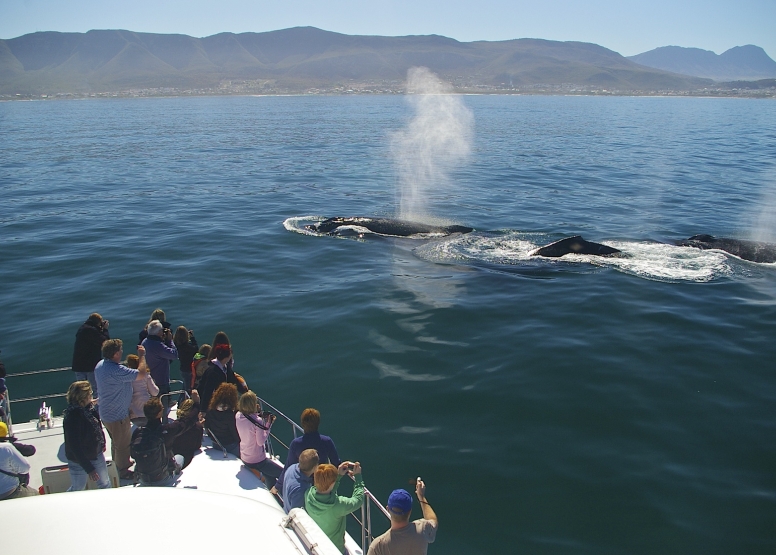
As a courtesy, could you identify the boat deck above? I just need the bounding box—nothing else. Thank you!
[13,414,275,499]
[7,415,364,555]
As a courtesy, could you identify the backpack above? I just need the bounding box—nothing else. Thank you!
[130,427,169,482]
[191,356,208,390]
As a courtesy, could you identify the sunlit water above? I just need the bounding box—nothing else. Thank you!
[1,95,775,554]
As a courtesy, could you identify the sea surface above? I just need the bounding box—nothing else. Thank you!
[1,94,775,554]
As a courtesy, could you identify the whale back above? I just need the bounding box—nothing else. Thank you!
[532,235,622,258]
[677,235,776,263]
[309,217,473,237]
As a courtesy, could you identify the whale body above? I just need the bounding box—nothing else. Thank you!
[531,235,623,258]
[306,217,474,237]
[675,234,776,263]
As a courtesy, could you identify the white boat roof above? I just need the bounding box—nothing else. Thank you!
[3,487,312,554]
[2,416,355,555]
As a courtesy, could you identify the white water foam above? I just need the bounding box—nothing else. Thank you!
[283,217,389,240]
[284,215,457,239]
[283,216,322,236]
[414,233,734,282]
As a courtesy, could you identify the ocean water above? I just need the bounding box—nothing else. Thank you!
[1,94,775,554]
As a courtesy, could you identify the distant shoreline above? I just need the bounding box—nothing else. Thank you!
[2,87,774,102]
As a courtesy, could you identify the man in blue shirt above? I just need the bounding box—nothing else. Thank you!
[94,339,149,480]
[275,407,340,493]
[280,448,318,513]
[141,320,178,423]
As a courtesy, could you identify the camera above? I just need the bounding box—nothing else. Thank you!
[258,410,275,421]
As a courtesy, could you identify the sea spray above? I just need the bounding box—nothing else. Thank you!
[753,173,776,243]
[391,67,474,222]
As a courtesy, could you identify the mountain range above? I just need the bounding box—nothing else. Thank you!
[628,45,776,81]
[0,27,718,95]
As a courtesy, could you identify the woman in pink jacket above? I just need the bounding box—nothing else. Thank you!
[235,390,281,489]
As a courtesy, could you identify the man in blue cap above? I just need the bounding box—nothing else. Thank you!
[367,478,438,555]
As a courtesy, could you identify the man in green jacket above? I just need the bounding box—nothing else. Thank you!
[305,460,365,552]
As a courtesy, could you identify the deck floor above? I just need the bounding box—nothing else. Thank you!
[10,413,277,501]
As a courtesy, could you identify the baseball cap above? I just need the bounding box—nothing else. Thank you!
[387,489,413,514]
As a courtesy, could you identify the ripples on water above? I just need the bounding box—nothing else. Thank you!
[1,95,776,554]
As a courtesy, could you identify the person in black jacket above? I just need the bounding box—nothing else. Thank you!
[71,313,110,399]
[173,326,198,397]
[195,344,246,416]
[203,383,240,457]
[132,397,187,486]
[63,381,111,490]
[138,308,171,344]
[170,396,204,468]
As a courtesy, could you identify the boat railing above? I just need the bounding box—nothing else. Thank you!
[1,366,76,435]
[2,367,188,436]
[257,395,391,553]
[3,368,388,553]
[157,379,188,405]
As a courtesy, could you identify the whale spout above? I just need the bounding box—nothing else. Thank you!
[675,235,776,263]
[531,235,623,258]
[306,217,474,237]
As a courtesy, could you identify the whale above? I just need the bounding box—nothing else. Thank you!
[531,235,623,258]
[674,234,776,263]
[305,217,474,237]
[303,219,776,264]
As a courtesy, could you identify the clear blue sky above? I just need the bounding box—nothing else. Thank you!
[1,0,774,58]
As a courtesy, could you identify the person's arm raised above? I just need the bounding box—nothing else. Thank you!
[416,478,438,524]
[135,345,149,380]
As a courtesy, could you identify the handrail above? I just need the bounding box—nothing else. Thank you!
[158,380,187,405]
[256,395,390,552]
[6,367,72,377]
[205,426,229,459]
[2,366,76,435]
[257,395,303,435]
[256,395,302,462]
[9,392,68,403]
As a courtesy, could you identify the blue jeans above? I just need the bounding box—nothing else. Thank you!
[74,372,98,399]
[67,453,111,491]
[243,457,282,489]
[224,442,241,457]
